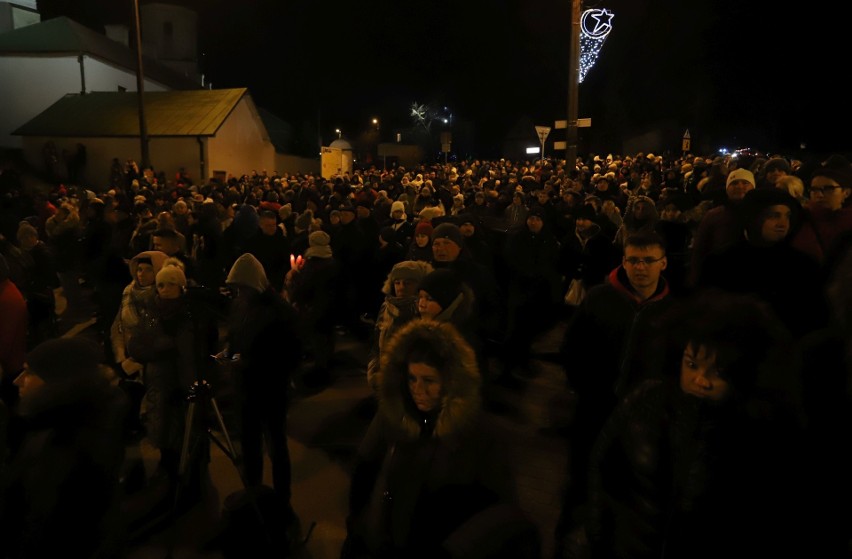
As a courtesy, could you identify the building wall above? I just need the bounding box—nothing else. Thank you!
[140,2,199,80]
[21,135,201,190]
[277,152,320,176]
[0,54,169,149]
[207,98,275,179]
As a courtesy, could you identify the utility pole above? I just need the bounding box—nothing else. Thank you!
[566,0,581,171]
[133,0,150,170]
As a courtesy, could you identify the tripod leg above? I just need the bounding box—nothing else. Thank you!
[208,396,237,459]
[178,400,196,478]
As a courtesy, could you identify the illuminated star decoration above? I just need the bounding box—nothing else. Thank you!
[579,8,614,83]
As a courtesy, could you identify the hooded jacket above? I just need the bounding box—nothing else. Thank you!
[110,250,168,363]
[345,319,528,558]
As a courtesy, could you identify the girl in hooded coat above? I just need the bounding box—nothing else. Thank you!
[342,319,539,559]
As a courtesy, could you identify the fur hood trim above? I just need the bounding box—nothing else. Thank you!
[378,318,481,441]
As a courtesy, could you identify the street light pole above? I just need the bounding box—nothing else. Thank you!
[566,0,581,171]
[132,0,150,170]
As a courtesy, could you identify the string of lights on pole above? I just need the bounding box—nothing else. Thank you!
[579,8,614,83]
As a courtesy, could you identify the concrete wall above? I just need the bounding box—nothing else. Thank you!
[207,98,275,179]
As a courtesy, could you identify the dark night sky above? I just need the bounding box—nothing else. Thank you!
[37,0,852,159]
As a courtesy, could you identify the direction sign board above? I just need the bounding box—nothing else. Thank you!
[535,126,551,142]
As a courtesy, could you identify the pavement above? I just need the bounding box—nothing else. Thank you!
[56,292,575,559]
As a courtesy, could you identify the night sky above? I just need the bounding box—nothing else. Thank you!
[36,0,852,160]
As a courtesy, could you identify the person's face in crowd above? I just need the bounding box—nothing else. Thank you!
[595,179,610,192]
[475,194,486,205]
[809,176,850,211]
[680,343,730,401]
[14,365,45,399]
[536,191,549,205]
[393,278,419,298]
[526,214,544,234]
[340,211,355,224]
[408,363,443,412]
[575,216,594,233]
[759,204,791,243]
[726,178,754,201]
[329,213,341,225]
[392,209,404,220]
[459,222,475,237]
[660,204,681,222]
[764,167,787,185]
[157,280,182,300]
[157,212,175,228]
[152,235,178,256]
[512,193,523,205]
[432,238,461,262]
[174,203,188,215]
[259,216,277,236]
[633,200,654,220]
[622,244,667,292]
[417,290,443,320]
[136,262,156,287]
[415,233,430,248]
[356,205,370,219]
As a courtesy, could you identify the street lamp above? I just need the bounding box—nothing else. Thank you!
[372,118,379,130]
[335,128,342,139]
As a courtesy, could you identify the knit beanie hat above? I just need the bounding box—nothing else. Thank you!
[431,222,463,248]
[415,220,434,237]
[156,259,187,288]
[26,337,102,383]
[305,230,332,259]
[226,252,269,293]
[764,157,790,174]
[810,162,852,190]
[739,188,800,236]
[383,260,434,295]
[726,168,756,188]
[418,269,463,310]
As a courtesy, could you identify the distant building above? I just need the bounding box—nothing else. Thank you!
[0,3,318,181]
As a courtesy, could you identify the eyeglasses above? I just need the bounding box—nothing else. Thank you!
[624,256,665,266]
[809,185,841,195]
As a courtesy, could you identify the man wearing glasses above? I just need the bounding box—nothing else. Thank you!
[554,230,676,556]
[791,156,852,269]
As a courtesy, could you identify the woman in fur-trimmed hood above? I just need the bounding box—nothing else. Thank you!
[342,319,539,559]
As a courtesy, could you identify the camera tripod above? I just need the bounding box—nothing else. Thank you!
[175,379,315,556]
[175,378,241,511]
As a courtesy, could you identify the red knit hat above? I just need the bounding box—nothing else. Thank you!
[415,220,434,237]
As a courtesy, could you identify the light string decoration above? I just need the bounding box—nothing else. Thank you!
[579,8,614,83]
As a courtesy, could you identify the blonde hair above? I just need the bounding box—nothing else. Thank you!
[776,175,805,203]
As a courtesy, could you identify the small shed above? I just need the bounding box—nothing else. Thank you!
[13,87,276,188]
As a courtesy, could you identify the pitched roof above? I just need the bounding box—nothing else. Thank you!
[0,16,198,89]
[13,89,251,138]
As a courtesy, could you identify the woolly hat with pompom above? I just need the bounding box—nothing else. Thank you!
[156,258,186,288]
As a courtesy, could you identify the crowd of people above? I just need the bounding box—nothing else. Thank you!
[0,147,851,557]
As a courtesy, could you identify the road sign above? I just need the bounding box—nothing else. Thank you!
[554,141,567,150]
[535,126,551,142]
[682,129,691,152]
[555,120,567,129]
[578,118,592,128]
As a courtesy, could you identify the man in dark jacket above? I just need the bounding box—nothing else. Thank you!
[554,230,677,556]
[1,337,128,558]
[219,253,303,548]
